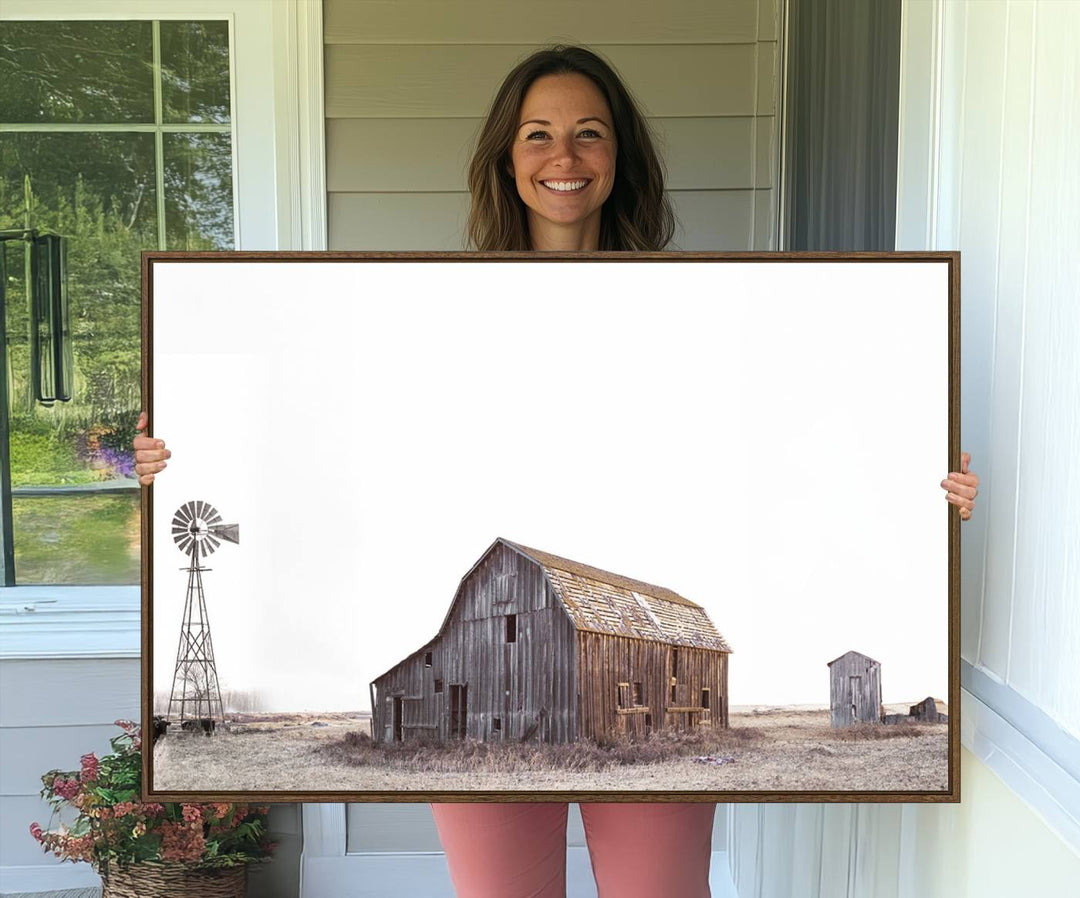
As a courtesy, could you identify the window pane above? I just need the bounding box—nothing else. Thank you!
[160,20,232,124]
[1,20,235,586]
[2,132,154,490]
[164,133,234,249]
[13,493,140,585]
[0,21,154,124]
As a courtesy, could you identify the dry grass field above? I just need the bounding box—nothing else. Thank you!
[152,704,949,793]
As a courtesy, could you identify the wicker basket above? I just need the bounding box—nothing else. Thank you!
[100,862,247,898]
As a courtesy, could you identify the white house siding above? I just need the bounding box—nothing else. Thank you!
[726,744,1080,898]
[727,0,1080,894]
[324,0,782,250]
[905,0,1080,740]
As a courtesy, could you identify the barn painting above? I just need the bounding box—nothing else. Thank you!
[828,650,883,727]
[370,538,732,745]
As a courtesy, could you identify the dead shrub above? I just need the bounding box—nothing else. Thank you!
[834,722,934,741]
[314,725,765,773]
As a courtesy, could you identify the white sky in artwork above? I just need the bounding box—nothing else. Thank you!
[151,261,949,712]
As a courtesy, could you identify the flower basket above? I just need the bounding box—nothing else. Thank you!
[101,861,247,898]
[31,721,274,890]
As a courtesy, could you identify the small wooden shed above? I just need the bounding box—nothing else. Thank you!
[827,650,883,727]
[370,538,733,745]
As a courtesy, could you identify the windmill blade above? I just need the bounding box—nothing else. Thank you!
[209,523,239,545]
[205,507,223,525]
[176,535,193,555]
[195,500,207,522]
[175,502,195,524]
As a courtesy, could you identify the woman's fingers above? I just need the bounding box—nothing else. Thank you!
[944,491,975,511]
[940,476,978,500]
[134,447,171,463]
[133,410,170,486]
[942,453,978,521]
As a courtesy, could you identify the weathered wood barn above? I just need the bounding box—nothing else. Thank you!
[828,650,883,727]
[370,538,732,745]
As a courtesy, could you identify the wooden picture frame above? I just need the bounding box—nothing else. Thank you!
[142,251,960,803]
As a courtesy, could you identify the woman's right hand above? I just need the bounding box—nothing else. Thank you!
[133,411,171,486]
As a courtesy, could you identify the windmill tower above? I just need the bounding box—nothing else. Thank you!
[168,499,239,726]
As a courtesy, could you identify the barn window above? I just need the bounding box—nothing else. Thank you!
[493,717,501,733]
[633,682,643,705]
[434,678,443,693]
[670,684,677,703]
[702,688,710,709]
[424,652,432,667]
[671,647,678,678]
[494,571,514,603]
[506,614,517,643]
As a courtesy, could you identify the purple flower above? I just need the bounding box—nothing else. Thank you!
[95,446,136,479]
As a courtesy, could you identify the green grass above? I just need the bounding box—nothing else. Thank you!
[13,493,140,584]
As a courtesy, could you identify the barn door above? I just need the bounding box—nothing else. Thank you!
[392,697,403,742]
[449,684,467,739]
[850,676,862,722]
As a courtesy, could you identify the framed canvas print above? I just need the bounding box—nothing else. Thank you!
[142,251,959,803]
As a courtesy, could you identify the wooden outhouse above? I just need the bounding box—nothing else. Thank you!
[370,538,732,745]
[827,650,883,727]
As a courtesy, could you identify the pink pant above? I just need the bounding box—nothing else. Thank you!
[430,802,716,898]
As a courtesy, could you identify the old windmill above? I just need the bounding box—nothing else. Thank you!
[167,500,239,728]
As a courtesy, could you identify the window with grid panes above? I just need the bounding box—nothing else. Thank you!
[0,19,234,584]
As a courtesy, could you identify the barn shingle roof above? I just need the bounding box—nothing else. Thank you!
[506,540,732,652]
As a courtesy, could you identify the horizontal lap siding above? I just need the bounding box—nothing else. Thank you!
[326,45,760,118]
[327,117,772,191]
[324,1,761,45]
[324,0,781,251]
[328,189,761,251]
[0,659,139,867]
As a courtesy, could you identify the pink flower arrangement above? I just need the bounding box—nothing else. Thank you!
[30,721,273,875]
[80,753,100,782]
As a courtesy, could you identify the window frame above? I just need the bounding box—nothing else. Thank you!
[0,0,325,650]
[0,0,326,255]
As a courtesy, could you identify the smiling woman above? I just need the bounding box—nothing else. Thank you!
[466,45,674,252]
[509,73,617,250]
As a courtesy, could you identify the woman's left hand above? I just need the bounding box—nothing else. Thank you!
[941,451,979,521]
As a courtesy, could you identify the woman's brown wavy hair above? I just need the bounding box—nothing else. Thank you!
[466,46,675,251]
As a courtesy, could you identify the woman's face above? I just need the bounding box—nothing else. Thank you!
[509,73,617,247]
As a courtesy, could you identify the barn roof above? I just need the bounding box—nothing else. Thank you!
[504,540,732,652]
[372,539,733,684]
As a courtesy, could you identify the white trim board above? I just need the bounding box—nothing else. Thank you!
[963,661,1080,784]
[961,685,1080,853]
[300,805,736,897]
[299,849,738,898]
[0,588,139,659]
